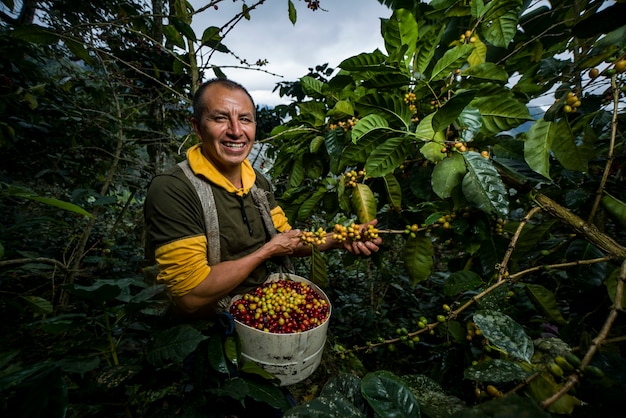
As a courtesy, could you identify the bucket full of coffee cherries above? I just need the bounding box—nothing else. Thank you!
[229,273,331,386]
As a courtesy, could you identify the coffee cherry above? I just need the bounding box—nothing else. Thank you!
[589,68,599,79]
[615,59,626,74]
[230,279,330,334]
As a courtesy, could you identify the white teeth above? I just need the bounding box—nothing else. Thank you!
[224,142,245,149]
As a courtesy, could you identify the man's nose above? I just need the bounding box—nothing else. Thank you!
[227,118,243,136]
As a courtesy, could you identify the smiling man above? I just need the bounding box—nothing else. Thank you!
[143,78,381,318]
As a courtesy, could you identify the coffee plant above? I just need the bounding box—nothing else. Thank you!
[266,0,626,416]
[1,0,626,417]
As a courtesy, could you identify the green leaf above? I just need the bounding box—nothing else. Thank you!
[415,25,445,75]
[464,358,532,383]
[147,325,208,366]
[432,90,477,132]
[481,0,522,48]
[326,128,347,174]
[285,392,365,417]
[327,100,354,120]
[310,245,329,288]
[339,50,395,73]
[223,378,291,411]
[524,119,553,179]
[6,185,92,217]
[430,43,474,81]
[471,94,532,133]
[383,173,402,210]
[457,106,483,142]
[605,268,626,309]
[601,192,626,228]
[288,0,297,25]
[240,361,280,383]
[12,24,58,45]
[384,9,418,65]
[420,141,447,163]
[298,186,327,219]
[565,240,606,288]
[163,24,185,49]
[361,370,421,418]
[200,26,229,52]
[415,113,440,141]
[224,335,239,367]
[473,310,534,362]
[462,62,509,82]
[404,233,434,285]
[64,38,94,66]
[21,295,53,315]
[341,129,388,167]
[351,183,377,224]
[432,152,466,199]
[462,151,509,218]
[207,334,228,374]
[550,118,587,172]
[352,114,390,144]
[524,284,566,325]
[364,136,412,178]
[169,16,196,41]
[300,76,325,98]
[443,271,484,296]
[526,374,581,415]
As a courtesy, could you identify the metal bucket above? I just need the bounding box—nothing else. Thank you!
[230,273,331,386]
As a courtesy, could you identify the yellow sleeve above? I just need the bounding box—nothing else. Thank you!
[271,205,291,232]
[155,234,211,297]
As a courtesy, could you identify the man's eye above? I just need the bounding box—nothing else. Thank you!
[240,117,253,123]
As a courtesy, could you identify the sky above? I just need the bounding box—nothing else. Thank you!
[190,0,391,107]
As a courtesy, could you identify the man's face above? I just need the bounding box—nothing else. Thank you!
[192,84,256,173]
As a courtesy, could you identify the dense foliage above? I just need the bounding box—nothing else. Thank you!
[1,0,626,417]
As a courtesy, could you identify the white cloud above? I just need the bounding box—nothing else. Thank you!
[190,0,389,106]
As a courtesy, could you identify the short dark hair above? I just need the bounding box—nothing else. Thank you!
[192,78,256,121]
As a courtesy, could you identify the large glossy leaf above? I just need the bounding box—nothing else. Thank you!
[443,270,484,296]
[285,392,365,418]
[351,183,377,224]
[310,246,329,288]
[361,370,421,418]
[321,373,368,412]
[339,49,396,72]
[414,113,438,141]
[605,267,626,309]
[384,8,418,64]
[164,24,185,49]
[601,192,626,228]
[297,186,327,219]
[464,358,532,383]
[169,16,196,41]
[352,114,390,143]
[430,43,474,81]
[356,92,412,129]
[415,24,445,75]
[457,106,483,142]
[364,136,412,178]
[462,62,509,82]
[524,283,566,325]
[462,151,509,218]
[431,152,466,199]
[471,94,532,133]
[207,333,229,374]
[481,0,522,48]
[565,240,606,288]
[222,378,292,411]
[524,119,553,179]
[401,374,465,418]
[341,129,388,167]
[404,233,434,285]
[11,24,58,44]
[147,325,208,366]
[300,76,325,98]
[383,173,402,210]
[6,184,92,217]
[325,128,347,174]
[473,310,534,362]
[526,374,581,415]
[550,118,588,172]
[432,90,477,132]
